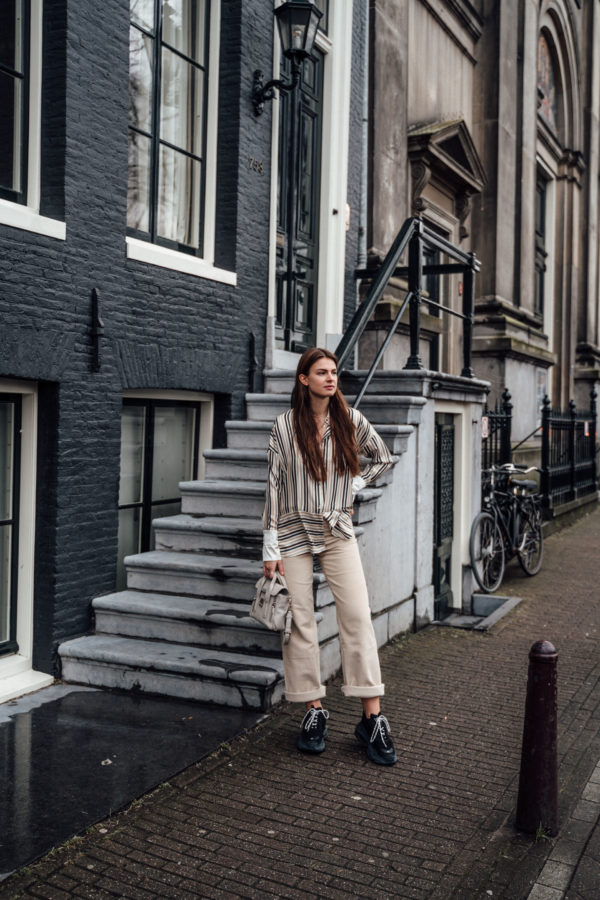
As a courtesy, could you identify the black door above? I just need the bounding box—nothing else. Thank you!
[276,50,323,352]
[433,414,455,620]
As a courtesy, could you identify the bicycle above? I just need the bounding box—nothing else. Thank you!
[469,463,544,593]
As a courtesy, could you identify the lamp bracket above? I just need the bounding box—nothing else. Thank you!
[252,60,301,116]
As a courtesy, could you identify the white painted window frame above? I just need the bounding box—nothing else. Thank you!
[122,389,214,480]
[0,379,53,705]
[126,0,235,285]
[268,0,354,365]
[0,0,66,241]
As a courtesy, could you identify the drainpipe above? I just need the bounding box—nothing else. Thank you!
[357,1,369,271]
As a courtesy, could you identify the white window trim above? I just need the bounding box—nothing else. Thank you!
[268,0,353,366]
[126,0,231,282]
[0,379,53,705]
[0,1,66,242]
[126,237,236,286]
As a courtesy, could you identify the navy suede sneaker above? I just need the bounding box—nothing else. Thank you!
[297,706,329,754]
[355,712,397,765]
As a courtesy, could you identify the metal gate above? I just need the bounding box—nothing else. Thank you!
[433,414,455,620]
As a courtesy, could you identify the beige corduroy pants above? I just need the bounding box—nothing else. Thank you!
[281,523,384,703]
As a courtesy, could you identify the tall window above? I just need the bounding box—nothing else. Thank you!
[0,1,28,204]
[535,172,548,319]
[117,398,203,588]
[128,0,209,254]
[0,396,21,657]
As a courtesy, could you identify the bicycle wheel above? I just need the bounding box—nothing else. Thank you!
[517,503,544,576]
[470,511,505,593]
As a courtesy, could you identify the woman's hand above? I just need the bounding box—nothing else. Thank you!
[263,559,285,578]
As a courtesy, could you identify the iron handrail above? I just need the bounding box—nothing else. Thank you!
[334,216,480,408]
[335,217,417,371]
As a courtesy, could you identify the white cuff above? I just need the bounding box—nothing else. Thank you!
[352,475,367,496]
[262,529,281,561]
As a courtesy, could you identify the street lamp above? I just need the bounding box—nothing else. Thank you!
[252,0,322,116]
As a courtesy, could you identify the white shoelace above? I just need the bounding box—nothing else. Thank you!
[302,707,329,731]
[369,714,392,745]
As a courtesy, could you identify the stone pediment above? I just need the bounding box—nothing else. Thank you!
[408,118,486,237]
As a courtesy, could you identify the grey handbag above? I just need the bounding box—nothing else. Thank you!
[251,572,293,644]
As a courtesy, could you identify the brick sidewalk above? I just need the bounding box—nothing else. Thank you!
[3,507,600,899]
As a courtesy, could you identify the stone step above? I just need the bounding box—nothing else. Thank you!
[225,419,273,450]
[59,635,284,710]
[180,480,266,518]
[125,550,331,604]
[204,449,267,482]
[263,369,295,394]
[153,513,366,556]
[93,590,284,653]
[226,418,413,453]
[154,514,262,556]
[245,393,426,425]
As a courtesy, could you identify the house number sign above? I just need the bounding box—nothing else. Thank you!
[249,157,264,174]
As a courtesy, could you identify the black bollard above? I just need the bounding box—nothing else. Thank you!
[515,640,558,836]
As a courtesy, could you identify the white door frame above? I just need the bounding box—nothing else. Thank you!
[267,0,354,369]
[0,379,53,703]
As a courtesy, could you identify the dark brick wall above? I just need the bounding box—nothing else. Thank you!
[0,0,366,673]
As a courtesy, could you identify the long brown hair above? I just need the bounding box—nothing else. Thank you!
[291,347,360,482]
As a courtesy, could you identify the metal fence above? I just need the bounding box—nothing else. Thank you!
[481,389,513,471]
[540,390,598,509]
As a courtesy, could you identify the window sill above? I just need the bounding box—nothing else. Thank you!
[0,660,54,704]
[0,199,66,240]
[126,237,237,286]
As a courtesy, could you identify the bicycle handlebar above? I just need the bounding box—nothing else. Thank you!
[483,464,540,475]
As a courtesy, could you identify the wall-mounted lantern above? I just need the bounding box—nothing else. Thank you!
[252,0,322,117]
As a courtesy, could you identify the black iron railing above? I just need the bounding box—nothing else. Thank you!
[335,216,481,407]
[540,390,598,509]
[481,389,513,471]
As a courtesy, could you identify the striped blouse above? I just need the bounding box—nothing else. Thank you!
[262,407,395,558]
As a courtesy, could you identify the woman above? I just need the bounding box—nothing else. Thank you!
[262,347,397,765]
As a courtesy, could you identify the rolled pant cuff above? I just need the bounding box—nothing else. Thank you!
[341,683,384,698]
[285,686,327,703]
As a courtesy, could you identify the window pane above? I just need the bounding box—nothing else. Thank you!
[157,146,202,247]
[0,525,11,644]
[151,407,195,501]
[162,0,206,66]
[130,0,155,33]
[127,131,152,232]
[129,26,154,133]
[0,402,14,522]
[0,71,22,194]
[160,49,204,156]
[119,406,146,505]
[0,0,23,72]
[116,507,141,590]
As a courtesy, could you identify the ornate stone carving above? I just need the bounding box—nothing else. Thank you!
[411,160,431,214]
[455,192,472,239]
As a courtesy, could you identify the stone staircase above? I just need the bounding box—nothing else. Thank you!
[59,372,415,711]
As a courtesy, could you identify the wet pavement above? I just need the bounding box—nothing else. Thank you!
[0,684,263,880]
[2,507,600,897]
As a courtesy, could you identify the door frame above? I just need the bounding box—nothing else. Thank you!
[0,379,53,703]
[433,400,473,613]
[267,0,353,368]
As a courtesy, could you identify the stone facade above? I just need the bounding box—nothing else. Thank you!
[366,0,600,442]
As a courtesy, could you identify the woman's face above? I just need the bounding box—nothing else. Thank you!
[299,358,338,399]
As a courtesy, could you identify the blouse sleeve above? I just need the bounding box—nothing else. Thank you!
[262,423,282,531]
[353,409,395,487]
